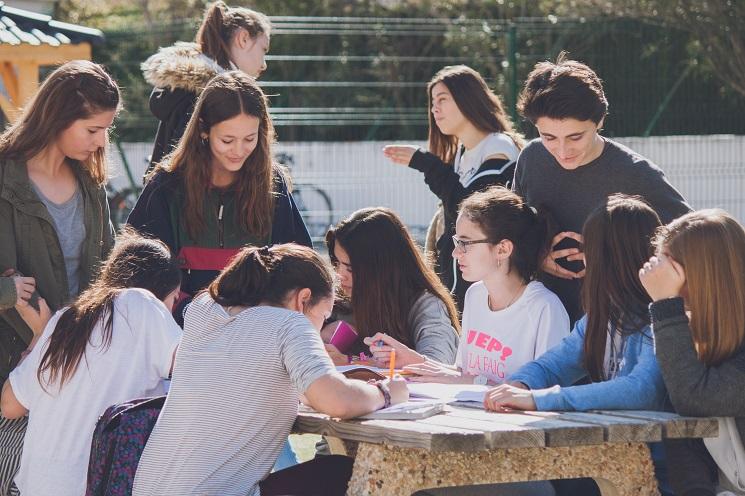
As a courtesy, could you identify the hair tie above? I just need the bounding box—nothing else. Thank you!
[259,245,271,256]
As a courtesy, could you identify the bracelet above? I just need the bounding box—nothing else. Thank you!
[368,379,391,409]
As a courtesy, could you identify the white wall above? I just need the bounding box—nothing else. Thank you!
[109,135,745,239]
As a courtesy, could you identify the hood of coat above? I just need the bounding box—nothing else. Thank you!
[141,41,226,93]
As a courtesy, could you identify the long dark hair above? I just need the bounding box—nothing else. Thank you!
[427,65,524,164]
[0,60,121,186]
[150,71,277,240]
[208,244,334,308]
[37,229,181,389]
[325,207,460,345]
[459,186,552,283]
[196,1,270,69]
[581,194,661,381]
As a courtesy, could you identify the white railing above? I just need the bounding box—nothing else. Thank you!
[109,135,745,240]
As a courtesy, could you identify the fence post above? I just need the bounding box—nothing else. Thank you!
[507,23,518,123]
[643,63,693,137]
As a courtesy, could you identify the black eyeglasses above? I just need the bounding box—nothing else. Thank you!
[452,235,491,253]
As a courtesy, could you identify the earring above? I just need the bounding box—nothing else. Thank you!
[200,135,208,146]
[497,259,502,268]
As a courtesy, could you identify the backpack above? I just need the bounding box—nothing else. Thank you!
[86,396,166,496]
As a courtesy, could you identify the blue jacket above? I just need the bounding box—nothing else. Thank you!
[510,315,673,495]
[510,315,668,412]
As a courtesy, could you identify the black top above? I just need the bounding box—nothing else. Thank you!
[409,149,515,311]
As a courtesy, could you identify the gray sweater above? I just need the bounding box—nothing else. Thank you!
[649,297,745,442]
[340,291,460,364]
[406,291,459,364]
[513,138,691,322]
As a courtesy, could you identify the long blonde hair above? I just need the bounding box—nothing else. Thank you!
[654,209,745,366]
[0,60,121,186]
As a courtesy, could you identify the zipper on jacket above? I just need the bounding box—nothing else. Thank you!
[217,197,225,248]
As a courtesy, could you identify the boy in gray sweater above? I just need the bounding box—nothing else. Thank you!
[512,54,691,324]
[512,54,690,496]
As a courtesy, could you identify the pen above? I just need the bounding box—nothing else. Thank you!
[388,349,396,380]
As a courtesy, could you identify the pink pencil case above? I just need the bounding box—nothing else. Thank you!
[329,321,358,354]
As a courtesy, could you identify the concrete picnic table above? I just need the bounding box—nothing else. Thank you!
[294,405,718,496]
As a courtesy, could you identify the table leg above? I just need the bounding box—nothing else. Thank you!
[346,442,659,496]
[326,436,359,458]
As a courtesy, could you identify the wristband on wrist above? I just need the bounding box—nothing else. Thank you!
[368,379,391,409]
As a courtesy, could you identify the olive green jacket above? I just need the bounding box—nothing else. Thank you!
[0,159,114,380]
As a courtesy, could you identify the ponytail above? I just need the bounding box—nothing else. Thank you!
[208,244,334,308]
[196,1,271,69]
[514,203,555,282]
[197,2,231,68]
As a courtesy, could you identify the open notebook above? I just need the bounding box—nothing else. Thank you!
[358,399,445,420]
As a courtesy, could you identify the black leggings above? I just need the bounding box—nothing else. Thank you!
[259,455,354,496]
[664,438,718,496]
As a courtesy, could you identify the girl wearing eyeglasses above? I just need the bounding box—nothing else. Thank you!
[383,186,569,385]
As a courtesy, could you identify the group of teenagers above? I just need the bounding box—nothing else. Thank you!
[0,2,743,496]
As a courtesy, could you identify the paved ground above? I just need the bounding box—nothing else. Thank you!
[289,433,322,461]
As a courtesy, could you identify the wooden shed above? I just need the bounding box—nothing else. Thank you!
[0,2,104,122]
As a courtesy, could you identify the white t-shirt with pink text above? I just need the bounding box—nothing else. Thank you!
[456,280,569,383]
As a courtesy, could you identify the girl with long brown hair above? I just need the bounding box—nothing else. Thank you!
[640,210,745,496]
[0,59,120,496]
[128,71,310,323]
[0,229,182,496]
[483,194,673,495]
[322,207,460,368]
[143,1,271,171]
[383,65,524,310]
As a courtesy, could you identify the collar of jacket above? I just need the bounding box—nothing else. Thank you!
[0,158,97,222]
[141,42,226,93]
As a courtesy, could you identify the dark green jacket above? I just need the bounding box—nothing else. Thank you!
[0,159,114,380]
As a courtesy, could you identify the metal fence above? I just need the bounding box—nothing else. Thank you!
[97,16,745,144]
[110,135,745,248]
[97,16,745,247]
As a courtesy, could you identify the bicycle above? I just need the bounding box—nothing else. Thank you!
[106,147,335,245]
[275,152,335,245]
[107,140,143,229]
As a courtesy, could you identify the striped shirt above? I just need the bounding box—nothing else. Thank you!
[133,293,335,496]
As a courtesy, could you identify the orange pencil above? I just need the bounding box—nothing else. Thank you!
[388,350,396,380]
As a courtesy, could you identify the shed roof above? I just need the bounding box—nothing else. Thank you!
[0,2,104,47]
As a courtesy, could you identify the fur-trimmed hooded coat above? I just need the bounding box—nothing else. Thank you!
[141,42,226,172]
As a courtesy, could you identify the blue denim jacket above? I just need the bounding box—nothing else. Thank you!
[509,315,672,495]
[509,315,668,412]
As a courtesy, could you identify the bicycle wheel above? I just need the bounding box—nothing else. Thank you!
[293,184,334,243]
[108,187,140,229]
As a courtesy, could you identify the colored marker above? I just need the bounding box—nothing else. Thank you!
[389,349,396,380]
